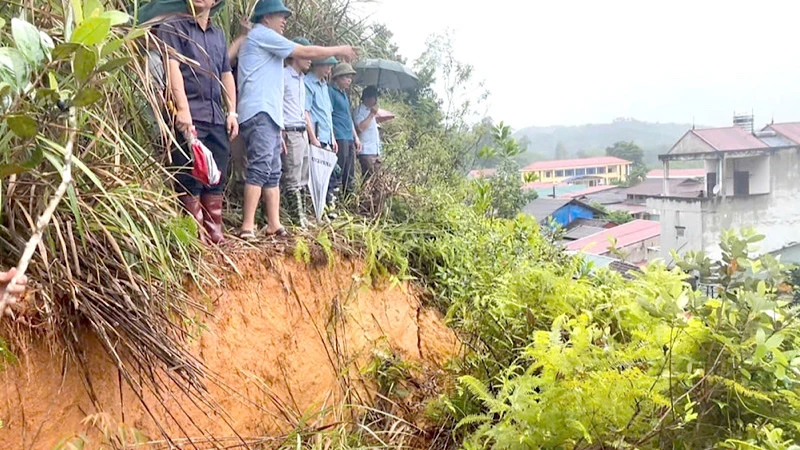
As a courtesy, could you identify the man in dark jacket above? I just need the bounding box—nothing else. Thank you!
[157,0,238,244]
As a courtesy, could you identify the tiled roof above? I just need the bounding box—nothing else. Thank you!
[522,156,631,172]
[764,122,800,145]
[566,220,660,254]
[646,168,705,179]
[691,127,768,152]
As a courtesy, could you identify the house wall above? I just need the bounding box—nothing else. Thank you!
[705,155,771,196]
[651,148,800,263]
[670,132,714,154]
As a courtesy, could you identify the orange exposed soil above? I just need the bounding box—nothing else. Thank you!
[0,254,459,449]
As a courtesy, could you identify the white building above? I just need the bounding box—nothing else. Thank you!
[647,122,800,264]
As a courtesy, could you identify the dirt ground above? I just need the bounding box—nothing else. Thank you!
[0,254,459,449]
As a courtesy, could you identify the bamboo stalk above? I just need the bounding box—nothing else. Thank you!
[1,106,75,317]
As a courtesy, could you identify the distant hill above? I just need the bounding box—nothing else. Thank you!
[513,118,695,168]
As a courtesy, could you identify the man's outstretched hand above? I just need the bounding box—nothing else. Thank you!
[1,268,27,316]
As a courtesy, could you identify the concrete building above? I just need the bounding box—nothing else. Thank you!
[522,156,632,186]
[647,122,800,264]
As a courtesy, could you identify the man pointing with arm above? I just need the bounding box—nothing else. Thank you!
[237,0,356,239]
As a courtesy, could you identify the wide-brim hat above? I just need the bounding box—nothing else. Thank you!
[312,56,338,66]
[332,62,357,79]
[251,0,292,23]
[135,0,226,24]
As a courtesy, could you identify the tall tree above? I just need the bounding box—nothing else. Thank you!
[605,141,645,168]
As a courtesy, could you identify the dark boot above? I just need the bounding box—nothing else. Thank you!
[200,193,225,244]
[179,194,207,243]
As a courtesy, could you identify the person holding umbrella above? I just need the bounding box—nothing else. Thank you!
[354,85,390,181]
[329,63,361,197]
[236,0,356,240]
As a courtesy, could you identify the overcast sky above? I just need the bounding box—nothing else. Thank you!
[358,0,800,129]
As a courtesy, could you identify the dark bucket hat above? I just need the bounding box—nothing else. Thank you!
[251,0,292,23]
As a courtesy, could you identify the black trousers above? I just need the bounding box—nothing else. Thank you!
[335,139,356,196]
[171,122,229,196]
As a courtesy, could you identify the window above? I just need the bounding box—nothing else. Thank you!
[565,169,575,176]
[575,168,586,176]
[608,166,616,173]
[546,171,553,179]
[555,170,564,177]
[586,167,597,175]
[675,226,686,238]
[596,167,606,174]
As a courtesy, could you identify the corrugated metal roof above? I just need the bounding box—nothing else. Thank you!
[764,122,800,145]
[564,225,607,240]
[522,156,631,172]
[566,219,660,254]
[521,198,572,221]
[572,252,642,279]
[692,127,769,152]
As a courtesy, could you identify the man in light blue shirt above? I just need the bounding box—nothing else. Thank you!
[354,86,388,180]
[234,0,356,239]
[304,57,337,150]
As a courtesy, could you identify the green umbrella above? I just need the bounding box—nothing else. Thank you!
[354,58,418,91]
[134,0,226,25]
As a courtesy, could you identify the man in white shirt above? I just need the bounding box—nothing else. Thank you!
[354,86,389,180]
[281,37,314,227]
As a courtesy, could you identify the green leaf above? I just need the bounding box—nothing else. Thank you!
[0,18,6,29]
[12,18,45,65]
[73,46,97,81]
[83,0,103,18]
[72,87,102,106]
[100,11,130,26]
[39,31,55,61]
[100,38,123,58]
[6,114,37,138]
[0,47,30,91]
[98,57,130,73]
[124,28,146,41]
[71,0,84,25]
[70,17,111,46]
[765,333,784,351]
[52,43,80,59]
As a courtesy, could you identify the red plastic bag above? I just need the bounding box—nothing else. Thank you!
[186,127,221,186]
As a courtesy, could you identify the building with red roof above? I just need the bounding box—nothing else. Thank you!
[566,220,661,265]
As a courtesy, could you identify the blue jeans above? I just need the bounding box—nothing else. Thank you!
[241,112,282,188]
